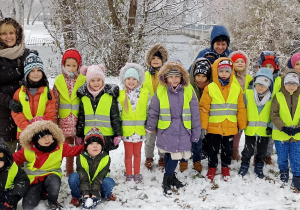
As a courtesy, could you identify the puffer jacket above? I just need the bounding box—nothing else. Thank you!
[0,18,38,141]
[0,139,29,200]
[146,60,201,153]
[13,121,84,184]
[12,86,55,139]
[76,84,122,151]
[199,57,247,136]
[270,70,300,142]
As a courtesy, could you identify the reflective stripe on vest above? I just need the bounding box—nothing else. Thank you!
[18,86,48,132]
[272,92,300,141]
[157,85,193,130]
[118,88,149,136]
[55,74,86,118]
[272,76,281,98]
[5,162,18,189]
[208,82,240,123]
[82,94,114,136]
[24,146,63,184]
[80,154,109,183]
[233,74,253,93]
[244,89,271,137]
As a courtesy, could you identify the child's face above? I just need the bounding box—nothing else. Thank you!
[284,82,299,93]
[294,61,300,74]
[37,135,54,147]
[86,142,102,157]
[194,74,208,87]
[213,41,227,55]
[89,78,103,91]
[218,70,231,80]
[255,83,268,94]
[64,58,78,73]
[125,77,138,90]
[151,56,162,68]
[0,161,4,168]
[28,68,43,82]
[166,75,181,88]
[0,29,16,47]
[263,64,275,73]
[234,58,246,72]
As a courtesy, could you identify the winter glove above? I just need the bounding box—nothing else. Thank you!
[0,202,13,210]
[91,197,100,209]
[113,136,121,146]
[292,127,300,135]
[281,126,296,136]
[104,84,119,98]
[82,197,93,209]
[8,99,22,113]
[266,127,272,136]
[77,137,83,145]
[201,129,207,139]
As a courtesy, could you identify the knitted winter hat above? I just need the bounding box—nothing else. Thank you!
[257,51,280,71]
[217,59,233,74]
[284,73,299,85]
[193,60,212,78]
[84,128,105,151]
[231,53,246,63]
[165,68,182,78]
[80,65,106,85]
[24,53,44,81]
[153,51,163,60]
[32,129,52,144]
[124,68,140,82]
[204,51,218,64]
[255,76,271,88]
[62,48,82,67]
[291,53,300,69]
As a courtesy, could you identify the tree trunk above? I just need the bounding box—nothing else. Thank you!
[27,0,34,25]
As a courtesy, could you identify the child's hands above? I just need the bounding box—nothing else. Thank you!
[145,129,154,134]
[77,137,83,145]
[113,136,121,146]
[91,197,100,208]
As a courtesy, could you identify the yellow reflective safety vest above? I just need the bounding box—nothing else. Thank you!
[233,74,253,93]
[82,94,114,136]
[272,76,281,97]
[157,85,193,130]
[54,74,86,118]
[24,146,63,184]
[208,82,240,123]
[143,71,161,98]
[272,92,300,141]
[244,89,272,137]
[80,154,109,183]
[118,88,149,136]
[18,86,48,132]
[5,162,18,189]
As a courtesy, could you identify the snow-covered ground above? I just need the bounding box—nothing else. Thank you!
[16,22,300,210]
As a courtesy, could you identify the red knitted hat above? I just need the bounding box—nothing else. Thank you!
[62,48,82,66]
[262,59,276,69]
[232,54,246,63]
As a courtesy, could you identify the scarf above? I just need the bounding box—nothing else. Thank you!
[0,42,25,60]
[149,66,160,75]
[62,66,78,79]
[253,88,271,106]
[88,83,105,98]
[218,77,230,86]
[34,138,58,153]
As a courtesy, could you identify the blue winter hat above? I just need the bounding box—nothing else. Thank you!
[24,53,44,81]
[124,68,140,82]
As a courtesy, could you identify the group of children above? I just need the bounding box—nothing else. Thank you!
[2,22,300,210]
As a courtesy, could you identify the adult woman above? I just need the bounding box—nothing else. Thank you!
[0,17,37,153]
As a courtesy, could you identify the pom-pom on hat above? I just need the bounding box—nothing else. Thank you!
[80,64,106,85]
[291,53,300,69]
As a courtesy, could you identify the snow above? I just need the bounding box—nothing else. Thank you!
[85,198,93,208]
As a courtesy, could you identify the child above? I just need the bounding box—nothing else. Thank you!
[289,52,300,74]
[118,63,149,182]
[257,51,281,165]
[13,120,84,209]
[179,58,212,172]
[11,53,55,139]
[68,128,116,208]
[0,139,29,209]
[76,65,122,152]
[143,43,168,170]
[270,70,300,190]
[238,68,273,178]
[199,57,247,182]
[53,48,85,177]
[229,51,253,161]
[146,59,201,196]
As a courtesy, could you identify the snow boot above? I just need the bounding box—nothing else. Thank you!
[292,176,300,193]
[206,167,217,182]
[221,167,231,181]
[193,161,203,172]
[133,174,142,183]
[238,162,249,177]
[158,158,165,169]
[254,162,264,179]
[145,158,154,170]
[162,173,173,196]
[125,174,133,181]
[172,172,185,189]
[280,169,289,184]
[232,150,241,161]
[179,161,188,172]
[264,155,273,165]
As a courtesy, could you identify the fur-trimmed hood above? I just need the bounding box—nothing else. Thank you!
[157,60,190,87]
[19,121,65,150]
[0,17,24,49]
[228,50,250,73]
[145,44,168,67]
[119,63,145,88]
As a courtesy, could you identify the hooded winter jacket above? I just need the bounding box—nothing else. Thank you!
[199,57,247,136]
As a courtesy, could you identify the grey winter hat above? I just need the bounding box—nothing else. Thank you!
[255,76,271,88]
[284,73,299,85]
[164,68,182,78]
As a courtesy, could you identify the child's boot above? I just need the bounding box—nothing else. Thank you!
[193,161,203,172]
[179,161,188,172]
[254,162,264,179]
[158,158,165,169]
[162,173,173,196]
[206,167,217,182]
[47,201,63,210]
[280,169,289,185]
[238,162,249,177]
[133,174,142,183]
[145,158,154,170]
[292,176,300,193]
[221,167,230,181]
[70,198,82,207]
[171,172,185,189]
[232,150,241,161]
[126,174,133,181]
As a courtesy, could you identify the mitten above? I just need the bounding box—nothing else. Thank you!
[113,136,121,146]
[281,126,295,136]
[91,197,100,209]
[82,197,93,209]
[266,127,272,135]
[201,129,207,139]
[8,99,22,113]
[292,127,300,135]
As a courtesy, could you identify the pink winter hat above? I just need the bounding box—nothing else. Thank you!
[291,53,300,68]
[80,64,106,84]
